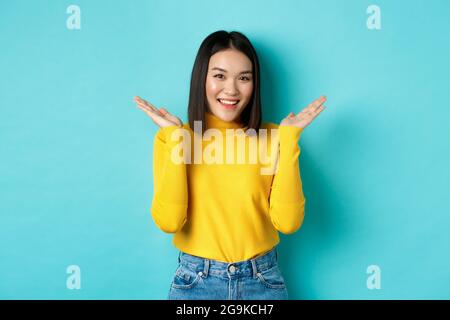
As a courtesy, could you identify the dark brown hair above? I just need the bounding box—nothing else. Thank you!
[187,30,262,135]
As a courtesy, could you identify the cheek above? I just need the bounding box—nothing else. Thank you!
[206,80,220,97]
[242,83,254,100]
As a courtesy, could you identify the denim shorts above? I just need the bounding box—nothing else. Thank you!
[167,246,289,300]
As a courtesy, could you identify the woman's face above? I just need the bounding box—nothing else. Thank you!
[205,49,254,123]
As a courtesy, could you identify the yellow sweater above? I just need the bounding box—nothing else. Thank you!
[151,111,306,263]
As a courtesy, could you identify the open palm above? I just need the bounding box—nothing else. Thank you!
[134,96,182,128]
[280,96,327,129]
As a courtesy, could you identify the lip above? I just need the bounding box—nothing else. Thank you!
[217,99,239,109]
[217,98,240,101]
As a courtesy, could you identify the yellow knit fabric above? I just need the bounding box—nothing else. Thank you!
[151,111,306,263]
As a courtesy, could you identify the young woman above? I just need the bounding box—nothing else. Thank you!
[134,30,326,300]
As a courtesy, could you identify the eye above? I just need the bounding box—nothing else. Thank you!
[213,74,224,79]
[240,76,251,81]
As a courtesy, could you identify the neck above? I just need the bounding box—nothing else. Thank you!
[205,111,245,129]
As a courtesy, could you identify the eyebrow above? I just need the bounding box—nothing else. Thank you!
[211,67,253,74]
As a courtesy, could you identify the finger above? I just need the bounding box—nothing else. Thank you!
[135,96,160,113]
[298,95,326,116]
[298,100,326,118]
[159,107,177,120]
[137,106,171,127]
[136,101,156,114]
[297,109,314,118]
[159,107,175,121]
[310,95,326,110]
[135,96,150,107]
[137,103,158,118]
[136,100,163,116]
[309,105,326,120]
[160,107,182,125]
[297,109,321,123]
[311,104,326,115]
[137,104,165,123]
[142,100,159,112]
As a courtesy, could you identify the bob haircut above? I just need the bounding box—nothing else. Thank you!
[187,30,262,136]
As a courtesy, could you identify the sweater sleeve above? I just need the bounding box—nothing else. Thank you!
[150,125,189,233]
[268,125,306,234]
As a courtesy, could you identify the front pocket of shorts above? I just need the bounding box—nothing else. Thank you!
[171,265,202,290]
[256,266,286,289]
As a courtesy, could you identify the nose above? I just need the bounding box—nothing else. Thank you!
[223,79,239,96]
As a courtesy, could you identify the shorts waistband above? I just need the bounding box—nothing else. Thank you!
[177,247,279,279]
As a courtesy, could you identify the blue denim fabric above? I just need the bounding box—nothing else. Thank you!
[167,246,289,300]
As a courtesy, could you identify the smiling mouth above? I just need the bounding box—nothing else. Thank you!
[217,99,240,106]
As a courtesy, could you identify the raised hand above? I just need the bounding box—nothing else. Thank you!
[280,95,327,129]
[134,96,183,128]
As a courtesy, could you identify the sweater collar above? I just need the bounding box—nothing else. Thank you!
[205,111,245,129]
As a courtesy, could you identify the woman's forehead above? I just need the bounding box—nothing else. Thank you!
[208,49,252,72]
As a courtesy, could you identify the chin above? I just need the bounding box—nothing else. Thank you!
[218,111,240,122]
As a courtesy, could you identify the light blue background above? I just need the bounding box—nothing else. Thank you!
[1,0,449,299]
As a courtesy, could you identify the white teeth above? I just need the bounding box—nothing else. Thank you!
[219,99,239,105]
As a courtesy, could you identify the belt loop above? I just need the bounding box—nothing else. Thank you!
[251,258,259,279]
[203,258,210,277]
